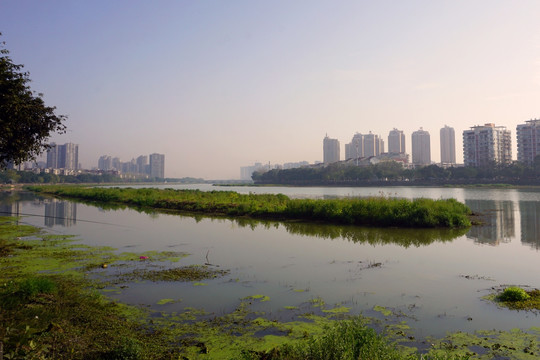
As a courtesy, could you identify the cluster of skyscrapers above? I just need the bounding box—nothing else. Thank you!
[324,126,455,167]
[98,153,165,178]
[324,119,540,168]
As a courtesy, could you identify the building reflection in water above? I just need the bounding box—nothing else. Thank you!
[44,199,77,227]
[465,199,514,245]
[519,201,540,249]
[0,191,21,222]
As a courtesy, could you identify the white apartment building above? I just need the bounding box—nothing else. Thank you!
[345,133,363,160]
[363,132,384,157]
[440,125,456,165]
[517,119,540,165]
[388,128,406,154]
[463,123,511,167]
[323,135,340,164]
[411,128,431,165]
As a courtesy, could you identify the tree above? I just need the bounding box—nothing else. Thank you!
[0,35,66,168]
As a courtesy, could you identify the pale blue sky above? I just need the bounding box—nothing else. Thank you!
[2,1,540,178]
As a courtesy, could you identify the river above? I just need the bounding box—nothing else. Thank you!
[2,185,540,339]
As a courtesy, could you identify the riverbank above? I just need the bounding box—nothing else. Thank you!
[3,217,540,359]
[0,217,446,359]
[26,185,472,228]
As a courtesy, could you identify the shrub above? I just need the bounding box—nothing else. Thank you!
[498,287,530,302]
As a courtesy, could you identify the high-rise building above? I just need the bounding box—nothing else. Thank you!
[136,155,148,174]
[98,155,112,170]
[323,135,340,164]
[411,128,431,165]
[47,142,78,170]
[46,143,58,168]
[517,119,540,166]
[463,123,511,167]
[112,157,121,171]
[363,132,384,157]
[388,128,405,154]
[345,133,363,160]
[149,153,165,178]
[440,125,456,165]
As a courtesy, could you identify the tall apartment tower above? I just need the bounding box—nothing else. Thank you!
[98,155,112,170]
[440,125,456,165]
[345,133,363,160]
[411,128,431,165]
[136,155,149,174]
[463,123,512,167]
[46,143,58,168]
[47,143,78,169]
[149,153,165,178]
[388,128,405,154]
[323,135,340,164]
[517,119,540,165]
[363,132,384,157]
[60,143,79,170]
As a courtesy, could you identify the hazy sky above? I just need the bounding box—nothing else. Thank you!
[2,1,540,179]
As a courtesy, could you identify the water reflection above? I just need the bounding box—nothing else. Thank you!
[465,199,515,245]
[44,199,77,227]
[0,191,21,218]
[520,201,540,249]
[231,217,467,247]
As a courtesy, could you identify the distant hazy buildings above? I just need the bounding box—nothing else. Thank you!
[345,133,363,160]
[463,123,511,167]
[46,143,79,170]
[98,155,112,171]
[323,135,340,164]
[411,128,431,165]
[98,153,163,178]
[149,153,165,178]
[517,119,540,165]
[363,132,384,157]
[440,125,456,165]
[387,128,405,154]
[136,155,148,174]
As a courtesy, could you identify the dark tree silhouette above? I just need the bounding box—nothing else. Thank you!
[0,35,66,168]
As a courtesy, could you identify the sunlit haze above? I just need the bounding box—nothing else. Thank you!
[2,1,539,179]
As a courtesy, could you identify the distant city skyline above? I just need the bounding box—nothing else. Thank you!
[2,1,539,178]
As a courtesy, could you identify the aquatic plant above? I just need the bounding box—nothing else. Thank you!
[27,185,472,228]
[498,287,530,302]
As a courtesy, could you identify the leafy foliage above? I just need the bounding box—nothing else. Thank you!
[0,35,66,168]
[252,160,540,185]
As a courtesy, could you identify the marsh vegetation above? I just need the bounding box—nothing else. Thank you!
[26,185,472,228]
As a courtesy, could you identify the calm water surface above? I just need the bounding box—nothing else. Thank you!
[2,185,540,338]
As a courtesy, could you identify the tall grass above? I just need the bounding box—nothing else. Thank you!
[27,186,472,228]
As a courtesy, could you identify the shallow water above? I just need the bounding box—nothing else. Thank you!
[2,185,540,338]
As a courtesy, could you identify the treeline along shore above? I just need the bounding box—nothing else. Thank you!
[27,185,472,228]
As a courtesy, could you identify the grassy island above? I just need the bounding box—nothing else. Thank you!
[26,186,472,228]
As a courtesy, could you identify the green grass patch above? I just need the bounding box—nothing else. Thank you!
[491,287,540,311]
[26,185,472,228]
